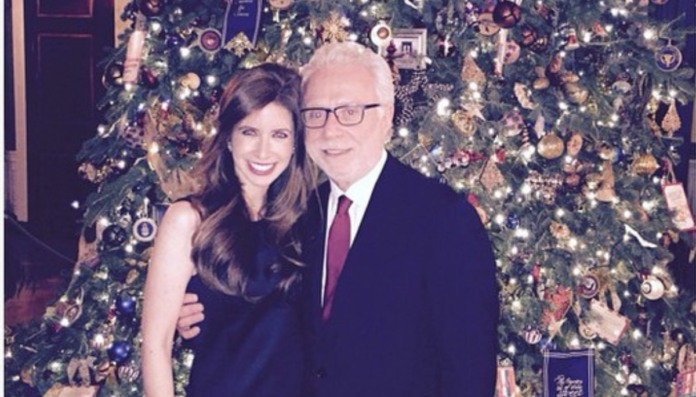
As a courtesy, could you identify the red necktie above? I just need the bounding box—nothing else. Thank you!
[322,195,352,321]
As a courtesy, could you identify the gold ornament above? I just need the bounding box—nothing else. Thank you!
[584,173,603,190]
[94,359,113,382]
[460,53,486,87]
[550,221,571,240]
[595,161,616,202]
[451,110,476,136]
[78,163,106,184]
[514,83,536,109]
[474,205,489,225]
[147,148,198,201]
[559,71,580,84]
[477,13,500,36]
[598,143,617,162]
[225,32,254,56]
[320,12,349,43]
[566,131,583,157]
[67,357,96,386]
[45,288,85,328]
[525,170,563,203]
[563,82,589,104]
[479,157,505,192]
[661,99,682,136]
[91,329,112,350]
[417,133,433,149]
[532,67,549,90]
[179,72,201,90]
[537,133,564,159]
[20,366,35,387]
[533,77,550,90]
[631,153,659,175]
[117,361,141,382]
[126,268,140,284]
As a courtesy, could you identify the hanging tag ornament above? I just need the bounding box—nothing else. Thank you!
[663,183,696,232]
[655,42,682,72]
[223,0,262,55]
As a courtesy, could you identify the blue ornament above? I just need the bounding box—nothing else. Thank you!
[102,225,127,248]
[506,214,520,229]
[165,33,184,48]
[115,292,137,317]
[655,45,682,72]
[108,341,132,364]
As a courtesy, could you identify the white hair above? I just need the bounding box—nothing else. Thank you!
[301,42,395,107]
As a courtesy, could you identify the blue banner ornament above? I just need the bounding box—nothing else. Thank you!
[543,349,594,397]
[223,0,262,55]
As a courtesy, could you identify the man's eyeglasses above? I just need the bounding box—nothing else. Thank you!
[301,104,380,128]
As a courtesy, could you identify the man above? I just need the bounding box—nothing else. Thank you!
[177,42,499,397]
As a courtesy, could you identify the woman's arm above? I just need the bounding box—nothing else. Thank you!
[142,201,199,397]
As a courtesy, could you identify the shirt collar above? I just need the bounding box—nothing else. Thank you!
[329,149,387,209]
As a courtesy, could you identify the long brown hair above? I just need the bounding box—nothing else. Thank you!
[189,63,315,299]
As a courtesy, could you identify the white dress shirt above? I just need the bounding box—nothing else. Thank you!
[320,150,388,305]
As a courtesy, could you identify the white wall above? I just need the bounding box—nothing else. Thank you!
[8,0,28,221]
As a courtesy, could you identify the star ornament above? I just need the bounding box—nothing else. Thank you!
[225,32,254,56]
[321,11,349,43]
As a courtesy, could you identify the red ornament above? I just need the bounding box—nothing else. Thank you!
[495,148,506,162]
[519,25,538,47]
[531,263,541,283]
[493,1,522,29]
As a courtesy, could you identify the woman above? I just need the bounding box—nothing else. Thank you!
[141,63,315,397]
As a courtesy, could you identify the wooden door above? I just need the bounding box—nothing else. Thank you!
[24,0,114,239]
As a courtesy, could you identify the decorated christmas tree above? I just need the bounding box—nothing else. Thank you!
[5,0,695,396]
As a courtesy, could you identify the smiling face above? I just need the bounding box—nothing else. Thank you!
[230,101,294,204]
[302,63,392,190]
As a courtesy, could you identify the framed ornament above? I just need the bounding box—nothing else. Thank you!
[133,217,158,242]
[585,300,629,345]
[662,182,696,231]
[655,44,682,72]
[198,28,223,54]
[370,21,392,48]
[380,29,428,70]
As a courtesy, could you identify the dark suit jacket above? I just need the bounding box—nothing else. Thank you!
[302,154,499,397]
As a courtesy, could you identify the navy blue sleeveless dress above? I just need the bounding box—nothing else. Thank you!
[184,220,305,397]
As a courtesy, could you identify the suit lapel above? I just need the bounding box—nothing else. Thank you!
[320,156,402,328]
[306,182,330,333]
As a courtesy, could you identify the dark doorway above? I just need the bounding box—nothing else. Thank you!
[24,0,114,242]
